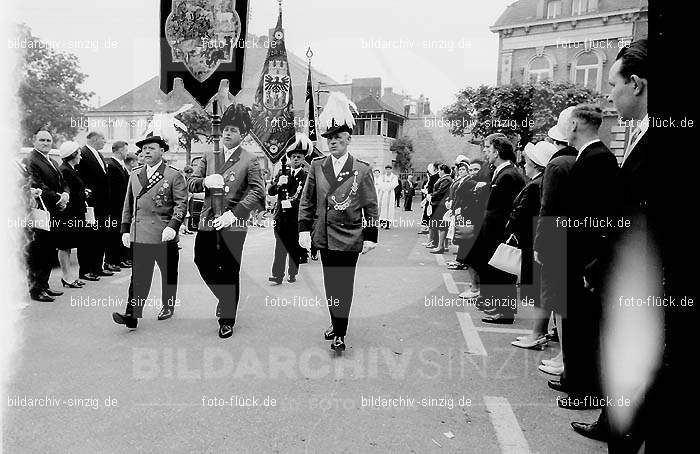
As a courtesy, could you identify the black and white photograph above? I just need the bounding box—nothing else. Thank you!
[0,1,695,453]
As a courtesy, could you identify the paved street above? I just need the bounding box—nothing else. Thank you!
[4,209,606,453]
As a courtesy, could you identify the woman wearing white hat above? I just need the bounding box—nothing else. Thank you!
[56,141,88,288]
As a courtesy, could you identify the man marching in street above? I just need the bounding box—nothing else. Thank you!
[268,133,311,285]
[188,104,265,339]
[112,135,188,329]
[298,92,379,351]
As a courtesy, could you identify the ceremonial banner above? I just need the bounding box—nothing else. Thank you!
[249,8,296,164]
[305,62,317,141]
[160,0,249,108]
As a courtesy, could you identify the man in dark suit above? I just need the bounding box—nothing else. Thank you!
[188,104,265,339]
[104,140,131,271]
[76,131,112,281]
[24,130,69,302]
[469,133,526,323]
[547,104,620,409]
[298,92,379,351]
[402,175,415,211]
[267,134,310,285]
[112,135,188,329]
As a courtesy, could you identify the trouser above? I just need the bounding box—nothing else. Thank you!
[395,195,401,207]
[271,227,300,279]
[105,228,128,265]
[479,263,518,316]
[319,249,359,337]
[194,230,247,326]
[561,278,601,395]
[26,229,55,295]
[78,219,108,275]
[404,194,413,211]
[126,241,179,318]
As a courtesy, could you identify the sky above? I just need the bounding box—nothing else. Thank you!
[9,0,514,112]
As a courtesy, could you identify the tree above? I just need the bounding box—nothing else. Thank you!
[390,136,414,172]
[17,24,93,145]
[443,81,600,148]
[175,108,211,165]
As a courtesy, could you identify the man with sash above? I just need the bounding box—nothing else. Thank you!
[112,135,187,329]
[188,104,265,339]
[298,92,379,351]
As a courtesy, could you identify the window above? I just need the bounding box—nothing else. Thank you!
[546,1,562,19]
[573,52,601,91]
[387,120,399,139]
[527,56,552,82]
[572,0,588,15]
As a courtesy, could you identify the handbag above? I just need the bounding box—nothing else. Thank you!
[85,204,96,226]
[453,216,474,241]
[29,195,51,231]
[488,234,522,276]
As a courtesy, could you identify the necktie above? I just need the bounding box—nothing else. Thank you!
[622,128,642,165]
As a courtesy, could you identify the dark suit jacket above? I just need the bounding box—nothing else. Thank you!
[268,166,307,226]
[76,145,111,218]
[298,153,379,252]
[467,163,526,266]
[24,149,67,216]
[566,141,620,279]
[402,180,415,197]
[105,157,129,224]
[58,163,87,221]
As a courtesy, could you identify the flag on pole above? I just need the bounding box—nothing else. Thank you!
[305,61,317,141]
[249,5,295,164]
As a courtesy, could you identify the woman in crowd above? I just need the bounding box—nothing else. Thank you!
[445,160,471,269]
[56,141,87,288]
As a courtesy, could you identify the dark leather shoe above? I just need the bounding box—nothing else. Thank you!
[44,288,64,297]
[287,275,296,283]
[97,269,114,276]
[105,263,121,272]
[324,325,335,340]
[548,380,567,392]
[80,273,100,281]
[157,307,174,320]
[119,261,132,268]
[330,336,346,351]
[31,291,55,302]
[481,314,514,324]
[75,280,86,286]
[571,421,609,442]
[112,312,137,329]
[61,279,81,288]
[268,276,283,285]
[218,323,234,339]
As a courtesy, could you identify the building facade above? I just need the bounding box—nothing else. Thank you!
[491,0,648,160]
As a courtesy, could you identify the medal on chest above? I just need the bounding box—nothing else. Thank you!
[331,170,359,210]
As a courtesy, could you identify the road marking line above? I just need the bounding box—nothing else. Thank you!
[442,273,459,294]
[455,312,487,356]
[476,327,532,335]
[435,254,446,266]
[483,396,531,454]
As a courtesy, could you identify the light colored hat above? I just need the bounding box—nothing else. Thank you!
[547,106,576,143]
[525,141,558,167]
[58,141,81,159]
[454,154,467,164]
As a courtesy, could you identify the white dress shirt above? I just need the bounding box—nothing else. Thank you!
[146,160,163,179]
[224,144,240,162]
[332,153,349,177]
[86,144,106,172]
[492,161,511,182]
[621,114,648,165]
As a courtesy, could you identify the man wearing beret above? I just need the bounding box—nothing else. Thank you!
[188,103,265,339]
[112,135,188,329]
[298,92,379,351]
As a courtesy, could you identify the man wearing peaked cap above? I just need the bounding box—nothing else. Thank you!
[112,134,188,329]
[188,103,265,339]
[298,92,379,352]
[267,133,311,285]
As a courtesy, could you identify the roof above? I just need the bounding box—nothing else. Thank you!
[493,0,647,28]
[92,33,337,114]
[354,95,406,117]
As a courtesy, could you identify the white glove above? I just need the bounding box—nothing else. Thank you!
[161,226,176,242]
[474,182,487,190]
[212,210,236,230]
[361,241,377,254]
[299,231,311,250]
[445,200,452,210]
[278,175,288,185]
[31,188,42,197]
[121,233,131,248]
[204,174,225,189]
